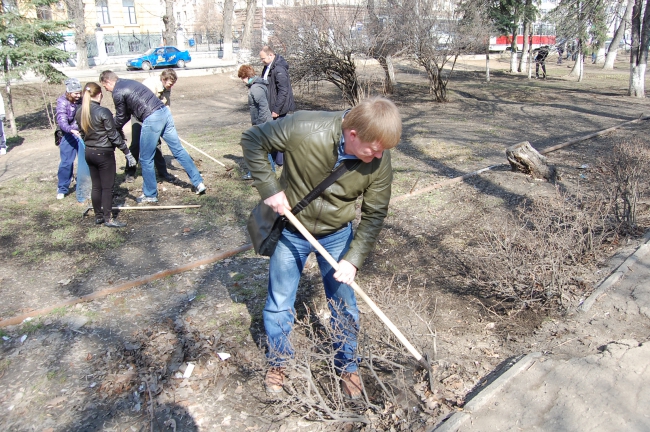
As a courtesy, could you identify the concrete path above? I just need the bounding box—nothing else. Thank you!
[431,233,650,432]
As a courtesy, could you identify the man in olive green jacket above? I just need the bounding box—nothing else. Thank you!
[241,97,402,399]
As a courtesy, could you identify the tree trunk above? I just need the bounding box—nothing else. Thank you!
[628,0,650,97]
[4,58,17,137]
[570,39,584,80]
[238,0,256,63]
[485,44,490,82]
[222,0,234,61]
[378,55,396,94]
[510,28,518,73]
[604,0,634,70]
[519,21,529,73]
[163,0,177,47]
[66,0,88,69]
[506,141,557,181]
[527,34,534,78]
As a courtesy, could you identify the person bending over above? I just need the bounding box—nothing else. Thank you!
[124,69,178,183]
[99,70,206,204]
[242,97,402,399]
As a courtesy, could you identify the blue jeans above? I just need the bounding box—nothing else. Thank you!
[264,224,359,373]
[76,141,91,203]
[140,107,203,198]
[57,133,85,195]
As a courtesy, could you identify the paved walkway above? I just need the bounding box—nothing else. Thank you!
[431,232,650,432]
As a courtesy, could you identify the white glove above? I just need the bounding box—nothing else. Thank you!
[125,153,137,167]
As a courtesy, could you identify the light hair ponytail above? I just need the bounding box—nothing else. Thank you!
[80,82,102,133]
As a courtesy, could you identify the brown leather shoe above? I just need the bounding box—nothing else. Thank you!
[265,367,285,394]
[341,371,363,399]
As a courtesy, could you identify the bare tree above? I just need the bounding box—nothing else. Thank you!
[240,0,257,58]
[603,0,634,69]
[195,0,222,34]
[163,0,177,46]
[64,0,87,69]
[628,0,650,96]
[488,0,526,73]
[366,0,406,94]
[222,0,234,60]
[272,3,369,106]
[460,0,498,82]
[405,0,486,102]
[517,0,537,74]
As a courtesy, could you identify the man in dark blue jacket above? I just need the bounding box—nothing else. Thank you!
[259,46,296,166]
[100,70,206,203]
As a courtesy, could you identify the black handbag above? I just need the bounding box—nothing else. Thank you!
[247,160,358,256]
[54,127,63,146]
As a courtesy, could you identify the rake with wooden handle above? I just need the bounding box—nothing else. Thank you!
[177,136,233,171]
[282,210,433,372]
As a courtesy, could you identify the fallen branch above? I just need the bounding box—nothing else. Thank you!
[0,244,253,327]
[539,114,648,154]
[115,205,202,210]
[390,114,649,203]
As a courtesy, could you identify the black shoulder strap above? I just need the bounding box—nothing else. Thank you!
[291,159,359,215]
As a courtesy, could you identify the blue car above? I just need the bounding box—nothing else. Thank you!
[126,46,191,71]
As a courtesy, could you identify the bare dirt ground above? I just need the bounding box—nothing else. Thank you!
[1,55,650,431]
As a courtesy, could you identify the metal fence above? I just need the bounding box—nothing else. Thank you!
[184,32,239,53]
[83,31,239,58]
[86,31,163,58]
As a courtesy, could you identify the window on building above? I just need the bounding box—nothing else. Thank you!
[105,41,115,53]
[96,0,110,25]
[266,0,273,5]
[123,0,136,24]
[177,12,181,22]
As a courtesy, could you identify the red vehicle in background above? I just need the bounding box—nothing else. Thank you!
[489,34,556,52]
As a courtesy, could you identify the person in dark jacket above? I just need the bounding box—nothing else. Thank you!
[534,45,549,79]
[237,64,275,180]
[55,78,91,202]
[259,46,296,167]
[124,69,177,183]
[241,97,402,399]
[76,82,136,227]
[99,70,206,204]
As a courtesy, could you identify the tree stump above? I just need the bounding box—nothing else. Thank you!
[506,141,557,181]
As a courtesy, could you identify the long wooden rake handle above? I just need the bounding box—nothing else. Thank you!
[282,210,432,371]
[178,136,227,168]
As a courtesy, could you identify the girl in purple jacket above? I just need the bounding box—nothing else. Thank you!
[55,78,91,201]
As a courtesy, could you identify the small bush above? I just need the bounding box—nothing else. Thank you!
[599,139,650,231]
[463,187,616,309]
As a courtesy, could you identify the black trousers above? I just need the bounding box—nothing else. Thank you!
[125,121,169,177]
[85,147,116,221]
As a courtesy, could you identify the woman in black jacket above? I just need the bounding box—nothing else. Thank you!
[75,82,136,227]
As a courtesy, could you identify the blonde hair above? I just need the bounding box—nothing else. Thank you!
[342,97,402,149]
[80,82,102,134]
